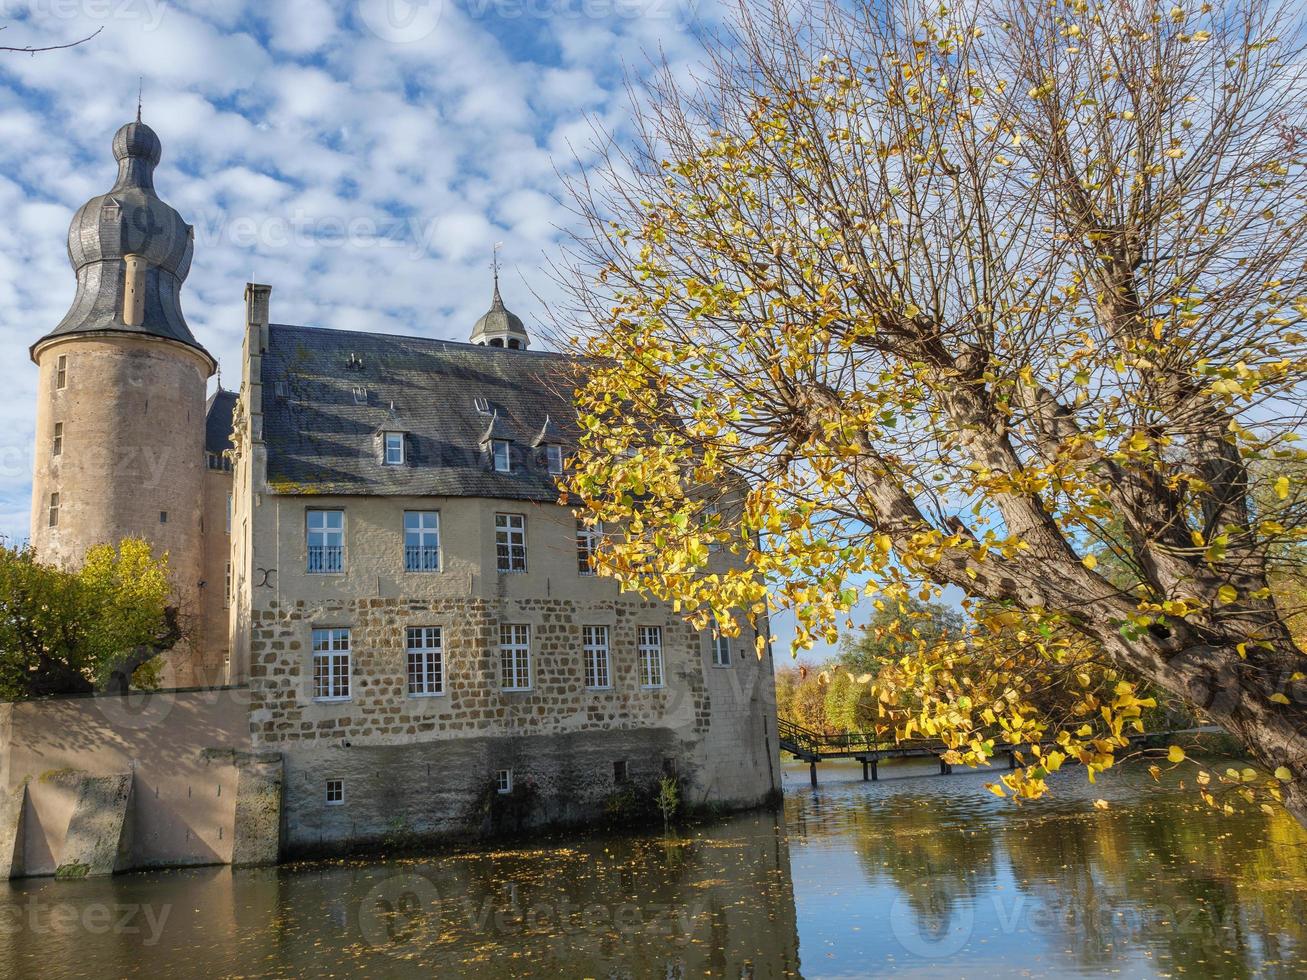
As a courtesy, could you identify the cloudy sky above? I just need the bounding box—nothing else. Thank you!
[0,0,846,660]
[0,0,717,530]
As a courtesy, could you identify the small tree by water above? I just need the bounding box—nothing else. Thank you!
[0,538,182,698]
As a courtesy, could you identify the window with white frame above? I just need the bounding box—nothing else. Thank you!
[495,513,527,573]
[499,623,531,690]
[638,626,665,688]
[709,616,732,667]
[495,769,513,794]
[493,439,511,473]
[52,421,63,457]
[576,519,601,576]
[55,354,67,390]
[307,510,344,573]
[403,510,441,572]
[545,444,563,475]
[406,626,443,696]
[325,779,344,805]
[48,492,59,527]
[312,627,351,700]
[582,625,611,689]
[383,431,405,465]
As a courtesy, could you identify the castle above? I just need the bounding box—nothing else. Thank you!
[0,118,779,876]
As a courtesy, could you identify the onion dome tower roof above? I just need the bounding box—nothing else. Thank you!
[31,117,212,368]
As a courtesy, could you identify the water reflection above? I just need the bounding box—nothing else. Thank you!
[2,758,1305,978]
[783,757,1307,977]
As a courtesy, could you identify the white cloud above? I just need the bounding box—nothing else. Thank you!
[0,0,729,543]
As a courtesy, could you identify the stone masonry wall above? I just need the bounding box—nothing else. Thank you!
[247,595,709,746]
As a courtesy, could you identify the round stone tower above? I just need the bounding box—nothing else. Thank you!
[30,118,214,660]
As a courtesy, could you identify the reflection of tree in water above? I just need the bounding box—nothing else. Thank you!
[847,795,998,937]
[1004,794,1307,978]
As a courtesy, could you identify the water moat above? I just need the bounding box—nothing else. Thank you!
[2,757,1304,978]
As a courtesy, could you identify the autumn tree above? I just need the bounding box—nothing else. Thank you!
[560,0,1307,819]
[0,539,182,699]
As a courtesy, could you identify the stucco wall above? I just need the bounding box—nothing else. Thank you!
[0,688,251,876]
[29,334,213,688]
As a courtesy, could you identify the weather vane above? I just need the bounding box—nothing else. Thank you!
[137,76,143,123]
[491,241,503,286]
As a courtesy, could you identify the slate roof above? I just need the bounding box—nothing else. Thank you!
[34,120,210,364]
[260,323,584,500]
[205,389,237,456]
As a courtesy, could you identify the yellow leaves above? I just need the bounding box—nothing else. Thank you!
[1269,692,1291,705]
[986,782,1006,797]
[1217,584,1238,605]
[1081,553,1097,571]
[1275,766,1294,782]
[1167,745,1186,764]
[1093,799,1110,810]
[1126,432,1150,453]
[1275,475,1290,499]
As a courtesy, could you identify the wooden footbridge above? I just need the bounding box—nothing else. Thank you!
[778,718,1221,786]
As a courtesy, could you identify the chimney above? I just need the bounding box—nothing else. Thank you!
[244,282,271,354]
[123,254,146,326]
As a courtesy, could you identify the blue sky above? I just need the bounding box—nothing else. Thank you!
[0,0,850,662]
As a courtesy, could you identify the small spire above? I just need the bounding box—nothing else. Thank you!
[137,76,143,123]
[490,242,504,307]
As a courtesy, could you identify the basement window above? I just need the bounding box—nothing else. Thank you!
[325,779,344,806]
[496,769,513,794]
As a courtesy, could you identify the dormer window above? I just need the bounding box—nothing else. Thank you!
[493,440,511,473]
[383,432,405,465]
[545,444,563,475]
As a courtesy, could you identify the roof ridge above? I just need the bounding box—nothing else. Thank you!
[269,321,570,359]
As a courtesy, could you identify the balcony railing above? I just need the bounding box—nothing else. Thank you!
[404,545,441,572]
[307,544,343,573]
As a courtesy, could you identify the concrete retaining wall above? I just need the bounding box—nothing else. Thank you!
[0,688,255,877]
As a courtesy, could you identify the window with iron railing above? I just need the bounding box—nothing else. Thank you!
[307,510,344,573]
[403,510,441,572]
